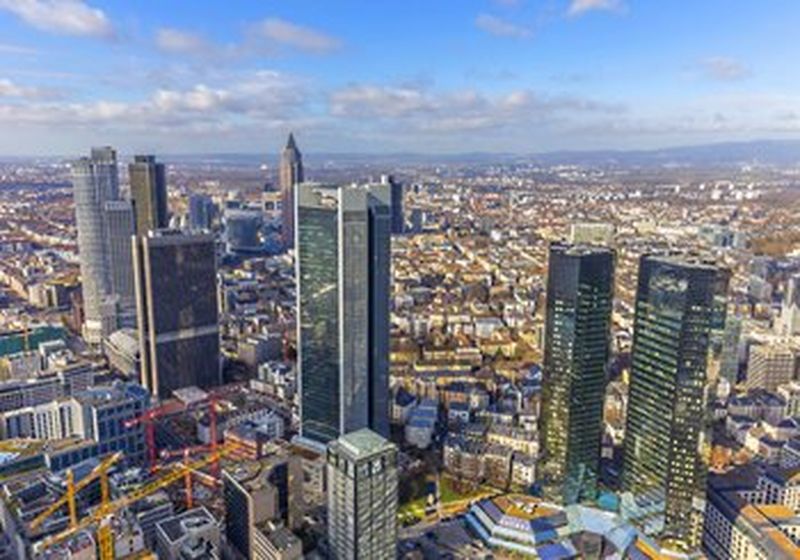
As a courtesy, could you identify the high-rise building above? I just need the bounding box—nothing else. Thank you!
[296,183,391,446]
[72,147,127,344]
[133,230,220,398]
[279,133,303,249]
[622,254,729,552]
[129,155,168,236]
[326,429,398,560]
[104,200,136,327]
[780,273,800,336]
[383,174,404,234]
[224,208,263,253]
[296,183,391,444]
[538,243,614,505]
[188,193,215,230]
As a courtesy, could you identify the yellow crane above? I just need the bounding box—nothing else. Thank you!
[30,451,123,531]
[34,443,235,560]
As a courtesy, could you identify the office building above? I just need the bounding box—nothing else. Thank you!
[569,222,615,245]
[780,273,800,336]
[104,200,136,327]
[326,429,398,560]
[188,193,215,230]
[279,133,303,249]
[383,174,404,234]
[71,147,123,344]
[296,183,390,446]
[222,448,303,559]
[224,208,263,253]
[129,155,168,235]
[745,341,799,392]
[133,230,220,398]
[155,507,220,560]
[538,244,614,505]
[622,255,729,552]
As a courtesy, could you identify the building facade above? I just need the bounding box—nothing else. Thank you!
[133,230,220,398]
[539,244,614,505]
[622,254,729,552]
[326,429,397,560]
[129,155,168,236]
[279,133,303,249]
[296,183,391,446]
[71,147,123,344]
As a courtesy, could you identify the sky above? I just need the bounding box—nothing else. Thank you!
[0,0,799,156]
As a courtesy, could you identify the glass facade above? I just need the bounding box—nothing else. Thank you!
[622,255,728,551]
[297,184,391,446]
[298,195,341,444]
[129,155,168,236]
[539,244,614,505]
[134,231,220,398]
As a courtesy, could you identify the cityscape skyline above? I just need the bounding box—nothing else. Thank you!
[0,1,800,155]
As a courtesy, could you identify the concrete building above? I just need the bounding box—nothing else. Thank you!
[327,429,397,560]
[155,507,220,560]
[746,342,799,392]
[279,133,303,249]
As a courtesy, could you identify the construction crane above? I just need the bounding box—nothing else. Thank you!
[35,443,235,560]
[123,399,186,470]
[124,395,220,474]
[29,452,122,532]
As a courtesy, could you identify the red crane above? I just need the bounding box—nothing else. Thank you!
[124,394,220,474]
[124,400,186,471]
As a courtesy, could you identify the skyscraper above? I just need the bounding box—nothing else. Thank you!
[129,155,168,236]
[326,429,398,560]
[296,182,391,446]
[538,243,614,505]
[104,200,136,327]
[279,133,303,249]
[383,174,404,234]
[72,147,126,344]
[622,254,729,552]
[780,273,800,336]
[133,230,221,398]
[187,193,215,231]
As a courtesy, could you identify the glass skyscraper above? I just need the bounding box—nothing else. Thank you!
[72,147,133,344]
[539,243,614,505]
[129,155,168,236]
[622,254,729,552]
[296,183,391,446]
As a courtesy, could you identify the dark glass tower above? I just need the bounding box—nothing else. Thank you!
[129,155,168,236]
[280,133,303,249]
[133,230,221,398]
[622,255,729,552]
[383,174,404,235]
[539,243,614,505]
[296,183,391,446]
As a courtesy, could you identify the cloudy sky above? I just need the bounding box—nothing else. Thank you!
[0,0,798,155]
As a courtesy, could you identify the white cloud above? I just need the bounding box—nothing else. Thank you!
[155,28,210,56]
[475,14,532,39]
[253,18,341,53]
[0,0,113,38]
[698,57,751,81]
[567,0,624,17]
[329,83,622,134]
[0,78,51,98]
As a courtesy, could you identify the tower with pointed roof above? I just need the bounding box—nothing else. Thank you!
[279,133,304,249]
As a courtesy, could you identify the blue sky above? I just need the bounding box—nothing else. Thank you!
[0,0,798,155]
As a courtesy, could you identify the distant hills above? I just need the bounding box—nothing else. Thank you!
[166,139,800,168]
[3,139,800,169]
